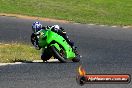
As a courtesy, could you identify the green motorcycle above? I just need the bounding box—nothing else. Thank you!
[31,28,80,63]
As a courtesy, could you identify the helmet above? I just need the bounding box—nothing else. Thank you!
[32,21,42,33]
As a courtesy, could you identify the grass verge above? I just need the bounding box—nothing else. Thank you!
[0,0,132,26]
[0,43,40,63]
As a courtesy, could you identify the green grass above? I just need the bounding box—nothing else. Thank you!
[0,43,41,63]
[0,0,132,25]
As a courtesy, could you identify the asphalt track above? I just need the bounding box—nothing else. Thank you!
[0,16,132,88]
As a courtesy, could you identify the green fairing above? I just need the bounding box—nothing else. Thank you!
[38,28,76,59]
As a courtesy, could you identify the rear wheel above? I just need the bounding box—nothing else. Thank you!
[51,46,67,63]
[72,49,80,62]
[72,55,80,62]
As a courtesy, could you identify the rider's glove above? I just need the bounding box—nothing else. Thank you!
[60,27,66,34]
[31,33,41,50]
[33,40,41,50]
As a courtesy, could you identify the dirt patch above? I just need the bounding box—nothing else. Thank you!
[0,13,71,23]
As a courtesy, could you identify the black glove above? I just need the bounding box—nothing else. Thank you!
[31,33,36,45]
[31,33,41,50]
[60,27,66,34]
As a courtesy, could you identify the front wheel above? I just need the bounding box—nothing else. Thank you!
[41,48,52,62]
[51,46,67,63]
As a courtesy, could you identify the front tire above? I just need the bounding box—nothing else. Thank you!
[41,48,52,62]
[51,46,67,63]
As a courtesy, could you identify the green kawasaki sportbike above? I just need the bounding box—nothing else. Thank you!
[31,28,80,63]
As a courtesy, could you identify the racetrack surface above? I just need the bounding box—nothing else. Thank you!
[0,16,132,88]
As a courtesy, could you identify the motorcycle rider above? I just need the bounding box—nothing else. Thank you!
[31,21,75,50]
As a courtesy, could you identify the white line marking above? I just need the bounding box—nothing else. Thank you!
[100,25,106,27]
[88,24,95,26]
[123,26,131,29]
[111,26,117,28]
[47,59,59,62]
[33,59,59,62]
[32,60,43,62]
[4,44,10,46]
[0,59,59,66]
[0,62,23,66]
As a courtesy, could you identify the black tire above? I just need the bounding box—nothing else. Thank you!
[72,55,80,62]
[41,48,52,62]
[51,46,67,63]
[72,49,80,62]
[41,53,52,62]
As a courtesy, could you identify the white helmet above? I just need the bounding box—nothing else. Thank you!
[54,25,60,30]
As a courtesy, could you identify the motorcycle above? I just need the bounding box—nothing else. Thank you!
[31,28,80,63]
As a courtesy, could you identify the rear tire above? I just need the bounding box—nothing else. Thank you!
[72,56,80,62]
[51,46,67,63]
[72,48,80,62]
